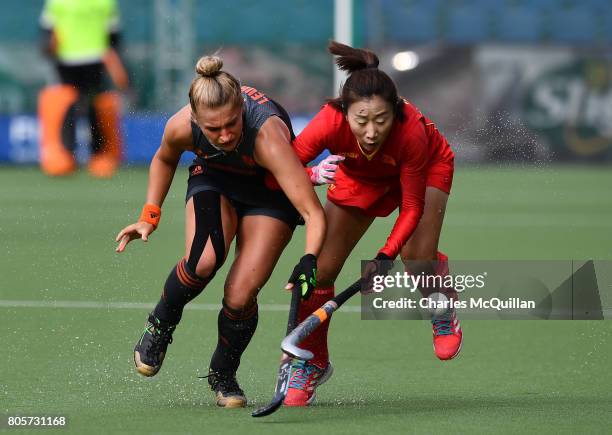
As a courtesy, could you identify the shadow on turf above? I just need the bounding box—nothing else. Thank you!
[250,394,612,423]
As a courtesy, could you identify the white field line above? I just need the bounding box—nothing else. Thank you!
[0,299,362,313]
[1,299,609,316]
[443,215,612,228]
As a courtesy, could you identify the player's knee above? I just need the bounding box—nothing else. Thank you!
[315,263,340,288]
[403,248,437,261]
[168,258,209,295]
[194,253,224,279]
[223,294,258,314]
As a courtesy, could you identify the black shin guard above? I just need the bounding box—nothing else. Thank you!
[153,259,209,325]
[153,190,226,325]
[188,191,225,274]
[210,300,259,374]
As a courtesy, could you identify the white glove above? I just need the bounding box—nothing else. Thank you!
[310,154,345,185]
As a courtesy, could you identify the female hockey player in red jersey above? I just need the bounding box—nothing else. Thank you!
[284,41,461,406]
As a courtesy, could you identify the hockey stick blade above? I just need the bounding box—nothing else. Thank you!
[251,285,301,418]
[251,353,292,417]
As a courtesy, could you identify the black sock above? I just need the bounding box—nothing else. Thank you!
[210,299,258,374]
[153,258,210,325]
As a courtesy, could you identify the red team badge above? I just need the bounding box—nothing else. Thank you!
[190,165,204,176]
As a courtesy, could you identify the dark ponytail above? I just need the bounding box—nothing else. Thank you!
[328,41,403,120]
[329,40,379,72]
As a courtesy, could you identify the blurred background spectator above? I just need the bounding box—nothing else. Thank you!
[37,0,128,177]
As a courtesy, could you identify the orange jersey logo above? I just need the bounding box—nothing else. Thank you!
[190,165,204,176]
[241,85,270,105]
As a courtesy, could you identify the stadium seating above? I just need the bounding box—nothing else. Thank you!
[6,0,612,45]
[603,9,612,43]
[375,0,610,44]
[0,1,41,41]
[381,0,440,42]
[496,6,544,42]
[446,5,491,44]
[548,7,599,44]
[193,0,332,44]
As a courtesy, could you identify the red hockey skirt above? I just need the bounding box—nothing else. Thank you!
[327,158,453,218]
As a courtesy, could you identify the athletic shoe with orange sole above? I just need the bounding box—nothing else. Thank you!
[432,309,463,360]
[284,360,333,406]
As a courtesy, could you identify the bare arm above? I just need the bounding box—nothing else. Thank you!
[116,106,194,251]
[254,116,326,257]
[146,106,196,207]
[103,48,129,91]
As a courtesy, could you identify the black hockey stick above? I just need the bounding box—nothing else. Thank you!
[251,284,302,417]
[281,279,362,361]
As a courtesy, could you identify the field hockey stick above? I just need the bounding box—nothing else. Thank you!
[251,284,301,417]
[281,278,362,361]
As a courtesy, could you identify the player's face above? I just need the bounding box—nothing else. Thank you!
[194,102,244,151]
[346,95,394,152]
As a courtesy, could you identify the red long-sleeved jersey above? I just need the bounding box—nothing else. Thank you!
[293,101,454,258]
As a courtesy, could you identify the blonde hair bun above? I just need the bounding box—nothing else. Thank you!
[189,52,242,113]
[195,55,223,77]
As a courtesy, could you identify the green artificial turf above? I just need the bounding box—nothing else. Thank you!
[1,165,611,434]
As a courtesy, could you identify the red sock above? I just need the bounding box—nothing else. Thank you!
[296,285,334,368]
[436,251,449,276]
[436,251,458,301]
[403,251,457,299]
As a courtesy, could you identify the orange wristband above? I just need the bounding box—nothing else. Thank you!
[139,204,161,229]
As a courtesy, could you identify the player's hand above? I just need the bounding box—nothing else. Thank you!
[285,254,317,299]
[310,154,344,185]
[361,253,394,294]
[115,221,155,253]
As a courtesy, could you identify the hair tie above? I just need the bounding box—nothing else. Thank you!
[365,63,378,69]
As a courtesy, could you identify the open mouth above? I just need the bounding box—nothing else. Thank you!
[362,141,378,149]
